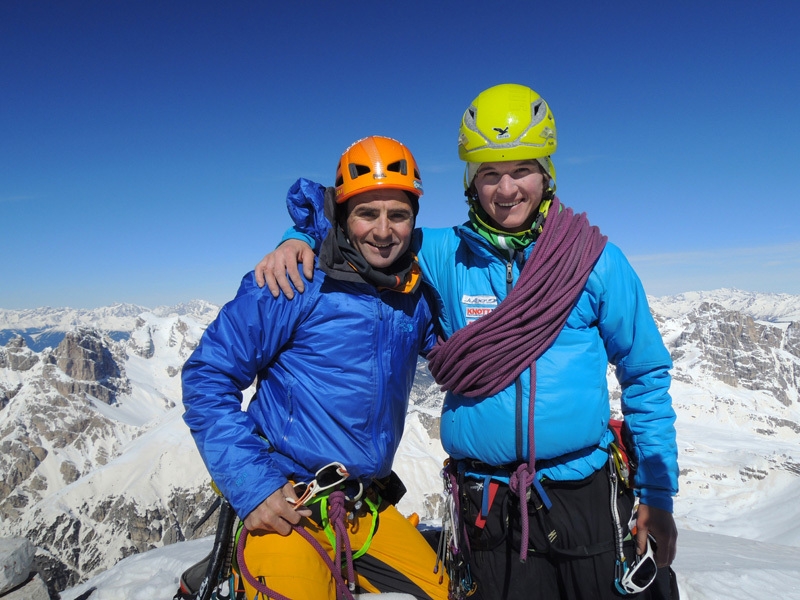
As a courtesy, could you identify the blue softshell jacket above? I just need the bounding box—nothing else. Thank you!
[182,182,437,520]
[283,179,679,511]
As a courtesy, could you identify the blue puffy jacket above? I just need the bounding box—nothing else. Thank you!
[283,180,678,511]
[182,184,437,520]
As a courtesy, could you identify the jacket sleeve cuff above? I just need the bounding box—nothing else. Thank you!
[231,471,288,521]
[635,488,674,512]
[280,226,317,251]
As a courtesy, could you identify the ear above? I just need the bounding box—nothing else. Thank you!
[335,201,351,234]
[464,184,479,205]
[405,193,420,217]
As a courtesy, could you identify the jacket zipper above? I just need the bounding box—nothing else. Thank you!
[507,251,520,296]
[507,250,525,461]
[373,295,385,466]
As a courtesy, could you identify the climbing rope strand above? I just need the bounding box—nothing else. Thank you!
[236,490,357,600]
[327,491,356,592]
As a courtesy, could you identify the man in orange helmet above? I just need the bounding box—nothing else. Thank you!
[182,136,448,599]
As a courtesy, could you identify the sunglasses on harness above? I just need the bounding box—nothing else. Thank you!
[616,534,658,595]
[289,462,350,507]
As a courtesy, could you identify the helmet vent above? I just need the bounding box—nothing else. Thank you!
[530,99,547,126]
[348,163,372,180]
[386,159,408,176]
[464,107,477,130]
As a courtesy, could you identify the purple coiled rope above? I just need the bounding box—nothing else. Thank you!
[427,197,607,561]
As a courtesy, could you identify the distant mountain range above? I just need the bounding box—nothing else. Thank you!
[2,289,799,597]
[0,300,220,351]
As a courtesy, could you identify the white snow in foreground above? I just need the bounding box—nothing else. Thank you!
[57,535,417,600]
[57,526,800,600]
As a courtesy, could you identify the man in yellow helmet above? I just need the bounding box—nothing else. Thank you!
[183,136,448,599]
[255,85,679,599]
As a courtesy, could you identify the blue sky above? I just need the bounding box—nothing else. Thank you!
[2,1,799,309]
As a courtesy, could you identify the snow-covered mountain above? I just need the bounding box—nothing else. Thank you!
[2,289,800,599]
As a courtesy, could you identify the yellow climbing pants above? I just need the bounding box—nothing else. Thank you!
[240,501,448,600]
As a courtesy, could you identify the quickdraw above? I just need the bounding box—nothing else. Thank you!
[436,460,477,600]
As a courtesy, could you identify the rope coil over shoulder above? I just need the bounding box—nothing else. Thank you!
[427,197,607,561]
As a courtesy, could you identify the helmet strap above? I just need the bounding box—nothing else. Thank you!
[320,223,420,294]
[465,190,553,252]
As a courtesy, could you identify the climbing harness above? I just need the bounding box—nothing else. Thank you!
[607,418,635,489]
[318,493,379,561]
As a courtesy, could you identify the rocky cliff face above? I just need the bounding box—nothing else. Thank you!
[0,307,216,596]
[26,485,217,594]
[0,337,39,373]
[649,298,800,443]
[669,302,799,408]
[44,328,129,405]
[0,330,126,517]
[644,293,800,541]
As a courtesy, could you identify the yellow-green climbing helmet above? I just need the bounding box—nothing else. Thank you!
[458,83,557,184]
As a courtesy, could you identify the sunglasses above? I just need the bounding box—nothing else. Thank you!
[289,462,350,507]
[616,534,658,595]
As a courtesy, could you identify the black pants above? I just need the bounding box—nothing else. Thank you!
[458,467,675,600]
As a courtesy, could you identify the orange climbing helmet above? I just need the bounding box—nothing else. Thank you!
[334,136,423,204]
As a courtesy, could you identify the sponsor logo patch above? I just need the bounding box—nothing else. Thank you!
[461,295,497,306]
[462,294,498,323]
